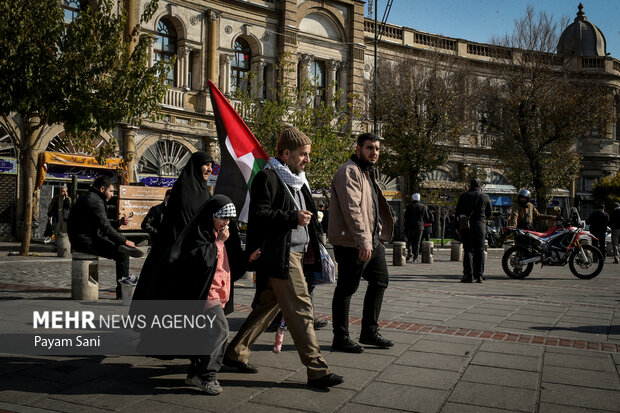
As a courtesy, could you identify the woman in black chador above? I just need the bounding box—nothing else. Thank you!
[134,151,213,300]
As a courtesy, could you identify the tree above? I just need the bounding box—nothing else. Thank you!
[479,6,613,210]
[592,173,620,207]
[0,0,170,254]
[372,53,470,195]
[233,57,358,197]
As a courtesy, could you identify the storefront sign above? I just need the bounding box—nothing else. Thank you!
[0,158,17,175]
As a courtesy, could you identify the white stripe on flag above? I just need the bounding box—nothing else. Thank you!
[225,136,255,182]
[239,191,251,223]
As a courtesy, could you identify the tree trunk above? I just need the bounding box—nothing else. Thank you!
[18,116,40,256]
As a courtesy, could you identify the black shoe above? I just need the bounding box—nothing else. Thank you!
[314,318,328,329]
[222,357,259,373]
[475,278,482,283]
[331,336,364,353]
[359,333,394,348]
[117,245,144,258]
[307,373,344,389]
[460,278,473,283]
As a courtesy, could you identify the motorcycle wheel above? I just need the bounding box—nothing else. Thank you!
[569,244,604,279]
[502,246,533,279]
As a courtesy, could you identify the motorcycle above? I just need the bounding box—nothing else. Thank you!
[502,219,604,279]
[486,222,504,248]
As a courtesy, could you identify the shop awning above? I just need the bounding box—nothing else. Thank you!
[36,151,127,188]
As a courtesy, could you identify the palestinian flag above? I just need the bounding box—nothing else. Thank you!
[208,80,270,222]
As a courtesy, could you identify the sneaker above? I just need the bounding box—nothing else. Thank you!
[117,244,144,258]
[313,318,328,329]
[307,373,344,389]
[186,375,223,395]
[331,336,364,353]
[359,332,394,348]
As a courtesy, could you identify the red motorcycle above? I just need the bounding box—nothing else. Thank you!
[502,219,604,279]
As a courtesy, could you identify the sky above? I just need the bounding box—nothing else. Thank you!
[378,0,620,59]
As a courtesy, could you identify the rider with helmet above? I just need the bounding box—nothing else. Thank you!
[508,189,557,230]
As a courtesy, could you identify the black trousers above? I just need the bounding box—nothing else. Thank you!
[74,236,129,298]
[592,231,606,258]
[332,244,389,338]
[406,229,423,259]
[461,229,485,281]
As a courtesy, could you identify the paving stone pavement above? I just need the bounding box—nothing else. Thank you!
[1,244,619,412]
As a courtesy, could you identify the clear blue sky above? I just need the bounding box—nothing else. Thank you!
[379,1,620,59]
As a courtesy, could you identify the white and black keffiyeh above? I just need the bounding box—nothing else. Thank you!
[213,203,236,219]
[265,157,309,192]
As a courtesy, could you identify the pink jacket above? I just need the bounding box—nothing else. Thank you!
[208,239,230,307]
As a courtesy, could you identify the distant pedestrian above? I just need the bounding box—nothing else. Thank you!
[423,207,435,242]
[46,184,71,243]
[328,132,394,353]
[455,179,492,283]
[610,202,620,264]
[68,176,143,298]
[404,193,429,262]
[586,204,609,258]
[141,189,171,251]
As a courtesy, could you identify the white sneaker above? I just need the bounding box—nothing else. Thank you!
[186,375,223,395]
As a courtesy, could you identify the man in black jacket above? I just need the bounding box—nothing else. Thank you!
[586,204,609,258]
[141,189,171,251]
[68,176,143,298]
[455,179,492,283]
[610,202,620,264]
[224,127,343,389]
[404,193,429,262]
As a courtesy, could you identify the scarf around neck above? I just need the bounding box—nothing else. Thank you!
[265,157,309,192]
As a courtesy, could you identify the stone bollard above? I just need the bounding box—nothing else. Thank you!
[393,241,406,266]
[56,233,71,258]
[451,241,463,261]
[71,251,99,301]
[421,241,434,264]
[484,240,488,261]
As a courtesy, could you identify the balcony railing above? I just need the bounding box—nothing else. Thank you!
[161,88,185,108]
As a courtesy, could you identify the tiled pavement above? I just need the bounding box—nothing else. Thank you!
[0,245,619,412]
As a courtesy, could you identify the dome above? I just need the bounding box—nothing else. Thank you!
[557,3,607,56]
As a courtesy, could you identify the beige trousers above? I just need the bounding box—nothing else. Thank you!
[225,252,330,380]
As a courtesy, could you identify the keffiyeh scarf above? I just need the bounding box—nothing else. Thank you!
[265,157,310,192]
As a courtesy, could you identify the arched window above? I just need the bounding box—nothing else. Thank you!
[231,38,251,93]
[310,60,326,107]
[154,20,177,87]
[62,0,80,24]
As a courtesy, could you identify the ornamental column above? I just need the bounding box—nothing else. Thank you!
[338,62,348,108]
[253,59,265,98]
[326,59,339,106]
[207,10,220,82]
[298,53,313,106]
[220,55,232,94]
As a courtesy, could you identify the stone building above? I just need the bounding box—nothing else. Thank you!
[1,0,618,239]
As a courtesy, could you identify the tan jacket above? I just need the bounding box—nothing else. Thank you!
[328,159,394,249]
[508,202,554,228]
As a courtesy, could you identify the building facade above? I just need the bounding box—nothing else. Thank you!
[1,0,618,239]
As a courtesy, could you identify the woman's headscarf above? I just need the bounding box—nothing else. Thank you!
[146,195,235,301]
[165,151,214,241]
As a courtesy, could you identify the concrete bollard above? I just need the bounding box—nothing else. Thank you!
[451,241,463,261]
[56,233,71,258]
[484,240,488,261]
[71,251,99,301]
[393,241,406,266]
[421,241,434,264]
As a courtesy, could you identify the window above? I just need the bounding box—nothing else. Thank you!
[154,20,177,87]
[310,60,326,107]
[62,0,80,24]
[231,38,251,93]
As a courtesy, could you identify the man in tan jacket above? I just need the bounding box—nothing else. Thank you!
[328,133,394,353]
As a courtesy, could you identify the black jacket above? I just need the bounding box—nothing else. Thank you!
[456,189,492,234]
[404,201,429,232]
[68,187,126,250]
[246,169,323,282]
[609,206,620,230]
[141,202,165,239]
[586,209,609,235]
